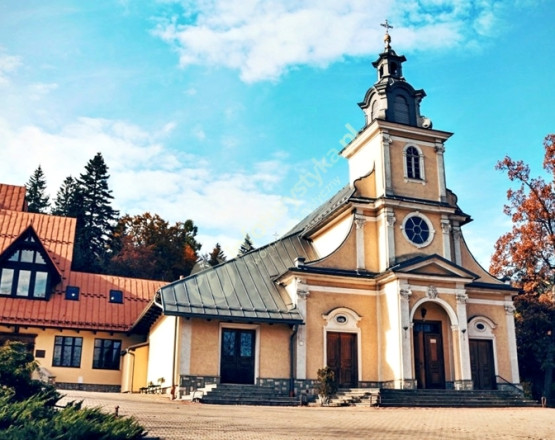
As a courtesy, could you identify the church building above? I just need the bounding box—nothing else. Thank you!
[134,30,521,398]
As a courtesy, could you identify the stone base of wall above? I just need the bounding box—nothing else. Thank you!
[179,375,219,397]
[56,382,121,393]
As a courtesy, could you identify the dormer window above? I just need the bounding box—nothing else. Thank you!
[0,228,59,299]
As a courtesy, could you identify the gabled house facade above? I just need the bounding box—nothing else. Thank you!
[0,183,165,391]
[134,35,521,398]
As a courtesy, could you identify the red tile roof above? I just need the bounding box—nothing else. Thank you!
[0,184,27,211]
[0,184,167,332]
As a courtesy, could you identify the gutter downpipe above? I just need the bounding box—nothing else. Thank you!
[289,324,298,397]
[123,341,149,393]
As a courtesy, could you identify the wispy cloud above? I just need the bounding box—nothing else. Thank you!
[152,0,513,82]
[0,50,22,85]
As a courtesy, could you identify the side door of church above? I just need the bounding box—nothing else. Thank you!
[327,332,358,388]
[469,339,496,390]
[220,329,256,384]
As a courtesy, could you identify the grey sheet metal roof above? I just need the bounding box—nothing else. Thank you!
[158,234,318,324]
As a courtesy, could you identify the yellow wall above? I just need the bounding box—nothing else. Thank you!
[0,325,144,387]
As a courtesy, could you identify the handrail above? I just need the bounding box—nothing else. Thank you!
[496,375,523,394]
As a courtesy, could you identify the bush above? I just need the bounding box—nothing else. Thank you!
[316,366,337,406]
[0,341,145,439]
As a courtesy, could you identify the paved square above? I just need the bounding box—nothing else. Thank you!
[59,390,555,439]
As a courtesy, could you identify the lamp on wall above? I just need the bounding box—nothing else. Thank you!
[403,326,409,338]
[420,307,427,321]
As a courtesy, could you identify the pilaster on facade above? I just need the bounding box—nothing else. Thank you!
[455,287,472,383]
[179,318,192,376]
[504,302,521,384]
[384,209,396,270]
[435,140,447,202]
[382,132,393,195]
[441,217,452,261]
[295,277,309,380]
[399,283,413,384]
[354,213,367,271]
[452,225,462,265]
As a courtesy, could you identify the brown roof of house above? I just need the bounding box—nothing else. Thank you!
[0,209,76,279]
[0,184,27,212]
[0,183,167,333]
[0,272,165,332]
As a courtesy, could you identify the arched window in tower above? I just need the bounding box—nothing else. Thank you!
[371,100,378,122]
[404,145,424,181]
[393,95,409,124]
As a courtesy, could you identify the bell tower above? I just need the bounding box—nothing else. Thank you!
[358,20,431,129]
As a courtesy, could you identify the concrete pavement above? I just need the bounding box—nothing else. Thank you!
[58,390,555,439]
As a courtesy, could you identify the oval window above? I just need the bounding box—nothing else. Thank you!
[336,315,347,324]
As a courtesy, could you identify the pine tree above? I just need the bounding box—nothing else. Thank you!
[207,243,226,267]
[51,176,83,218]
[25,165,50,213]
[238,233,255,256]
[73,152,119,272]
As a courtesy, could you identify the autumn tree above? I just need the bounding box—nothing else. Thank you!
[25,165,50,213]
[108,213,201,281]
[238,233,255,256]
[490,134,555,401]
[207,243,226,267]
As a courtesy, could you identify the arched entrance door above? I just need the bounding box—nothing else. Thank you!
[413,320,445,389]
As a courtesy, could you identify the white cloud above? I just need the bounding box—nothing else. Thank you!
[0,115,297,257]
[153,0,511,82]
[28,82,59,100]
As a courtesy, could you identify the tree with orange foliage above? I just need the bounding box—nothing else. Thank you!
[490,134,555,402]
[109,213,201,281]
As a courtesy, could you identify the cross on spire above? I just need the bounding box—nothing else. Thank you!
[381,19,393,51]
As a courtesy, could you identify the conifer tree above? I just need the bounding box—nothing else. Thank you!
[73,152,119,272]
[51,176,83,218]
[238,233,255,256]
[207,243,226,267]
[25,165,50,213]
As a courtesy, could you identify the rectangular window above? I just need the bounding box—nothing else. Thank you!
[16,270,31,297]
[0,268,14,295]
[33,272,48,298]
[52,336,82,367]
[93,339,122,370]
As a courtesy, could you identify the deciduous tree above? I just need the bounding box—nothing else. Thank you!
[490,133,555,400]
[109,213,201,281]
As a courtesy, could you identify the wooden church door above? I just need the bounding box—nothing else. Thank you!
[414,321,446,389]
[220,328,256,384]
[469,339,496,390]
[327,332,358,387]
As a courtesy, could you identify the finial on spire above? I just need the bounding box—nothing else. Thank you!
[381,19,393,51]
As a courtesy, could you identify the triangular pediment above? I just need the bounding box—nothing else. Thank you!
[391,254,477,280]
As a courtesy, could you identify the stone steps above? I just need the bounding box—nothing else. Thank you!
[200,384,300,406]
[378,389,540,408]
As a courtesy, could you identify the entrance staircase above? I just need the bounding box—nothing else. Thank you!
[378,389,540,408]
[327,388,381,407]
[198,383,300,406]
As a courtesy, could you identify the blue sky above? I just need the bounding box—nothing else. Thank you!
[1,1,553,268]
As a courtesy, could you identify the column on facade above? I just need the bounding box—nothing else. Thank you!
[399,283,414,389]
[295,277,309,380]
[455,288,472,388]
[504,302,521,384]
